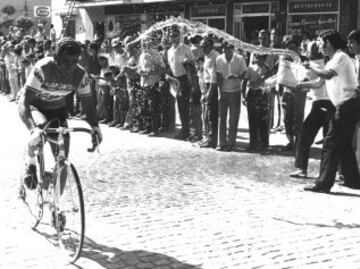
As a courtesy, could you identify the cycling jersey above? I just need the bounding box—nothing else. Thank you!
[23,57,92,110]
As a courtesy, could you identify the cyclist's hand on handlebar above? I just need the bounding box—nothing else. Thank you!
[29,127,42,147]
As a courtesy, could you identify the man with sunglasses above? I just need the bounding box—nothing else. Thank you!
[18,37,102,190]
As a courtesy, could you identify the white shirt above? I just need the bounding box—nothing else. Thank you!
[109,50,126,70]
[216,53,247,92]
[203,50,219,84]
[167,43,194,77]
[308,59,328,101]
[325,50,358,106]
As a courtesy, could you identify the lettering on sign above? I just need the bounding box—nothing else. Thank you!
[191,5,226,17]
[289,0,338,13]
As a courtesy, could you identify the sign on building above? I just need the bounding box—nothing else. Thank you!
[34,6,51,18]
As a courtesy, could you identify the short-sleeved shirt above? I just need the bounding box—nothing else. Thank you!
[216,53,247,92]
[308,59,328,101]
[325,50,358,106]
[24,57,92,110]
[203,50,219,84]
[139,50,165,87]
[167,43,194,77]
[244,64,269,91]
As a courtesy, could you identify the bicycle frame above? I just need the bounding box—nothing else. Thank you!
[23,126,97,263]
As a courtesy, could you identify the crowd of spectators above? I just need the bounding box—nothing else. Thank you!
[2,21,360,193]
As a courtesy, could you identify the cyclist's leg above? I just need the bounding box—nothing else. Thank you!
[22,107,48,189]
[41,107,70,195]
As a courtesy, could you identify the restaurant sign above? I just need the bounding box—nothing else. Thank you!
[289,0,338,13]
[191,5,226,17]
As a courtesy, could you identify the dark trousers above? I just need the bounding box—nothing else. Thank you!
[113,89,129,125]
[159,79,175,131]
[176,75,191,135]
[295,100,334,171]
[218,91,241,147]
[146,84,161,132]
[315,96,360,189]
[282,91,307,146]
[137,87,148,130]
[247,90,270,150]
[206,83,218,146]
[102,86,114,122]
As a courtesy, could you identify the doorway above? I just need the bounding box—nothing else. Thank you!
[242,16,269,43]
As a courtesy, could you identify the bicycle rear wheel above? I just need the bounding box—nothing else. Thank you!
[20,154,44,229]
[54,162,85,263]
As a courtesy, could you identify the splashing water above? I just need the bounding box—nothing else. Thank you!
[128,17,301,64]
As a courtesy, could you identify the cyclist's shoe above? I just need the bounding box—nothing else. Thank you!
[24,164,38,190]
[52,211,66,232]
[18,185,26,201]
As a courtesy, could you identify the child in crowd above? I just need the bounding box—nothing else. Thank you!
[195,57,209,141]
[243,54,272,154]
[106,65,129,128]
[96,54,113,123]
[183,58,202,142]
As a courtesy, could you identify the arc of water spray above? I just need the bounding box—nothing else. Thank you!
[128,17,301,64]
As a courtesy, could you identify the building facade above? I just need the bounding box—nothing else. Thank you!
[51,0,358,42]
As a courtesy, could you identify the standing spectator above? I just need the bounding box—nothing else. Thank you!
[304,30,360,193]
[216,42,247,151]
[300,31,312,58]
[87,42,102,109]
[14,44,25,89]
[0,45,10,95]
[50,24,57,43]
[43,40,54,57]
[106,65,128,128]
[249,30,278,132]
[158,34,176,134]
[167,25,195,140]
[196,57,209,140]
[97,53,112,124]
[346,29,360,184]
[138,37,165,136]
[183,58,203,142]
[109,37,126,69]
[34,23,46,43]
[4,42,19,101]
[281,39,307,152]
[269,28,283,131]
[122,39,141,132]
[199,37,219,148]
[243,54,272,153]
[189,34,204,59]
[290,41,334,178]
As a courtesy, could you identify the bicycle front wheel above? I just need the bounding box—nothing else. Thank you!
[54,162,85,263]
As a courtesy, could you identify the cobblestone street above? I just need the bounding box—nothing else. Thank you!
[1,95,360,269]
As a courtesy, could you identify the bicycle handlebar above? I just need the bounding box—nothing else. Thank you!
[43,127,99,153]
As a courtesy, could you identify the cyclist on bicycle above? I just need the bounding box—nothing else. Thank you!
[18,37,102,189]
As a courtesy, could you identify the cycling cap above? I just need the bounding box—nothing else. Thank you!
[54,37,82,60]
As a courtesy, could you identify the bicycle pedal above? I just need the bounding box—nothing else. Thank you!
[42,171,53,190]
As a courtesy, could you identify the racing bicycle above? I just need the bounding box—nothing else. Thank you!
[19,122,98,263]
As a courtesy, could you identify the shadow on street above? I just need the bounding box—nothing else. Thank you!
[76,236,202,269]
[34,227,201,269]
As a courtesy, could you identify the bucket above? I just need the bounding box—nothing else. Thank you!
[276,60,298,88]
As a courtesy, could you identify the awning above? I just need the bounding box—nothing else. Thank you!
[76,0,175,8]
[54,7,79,16]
